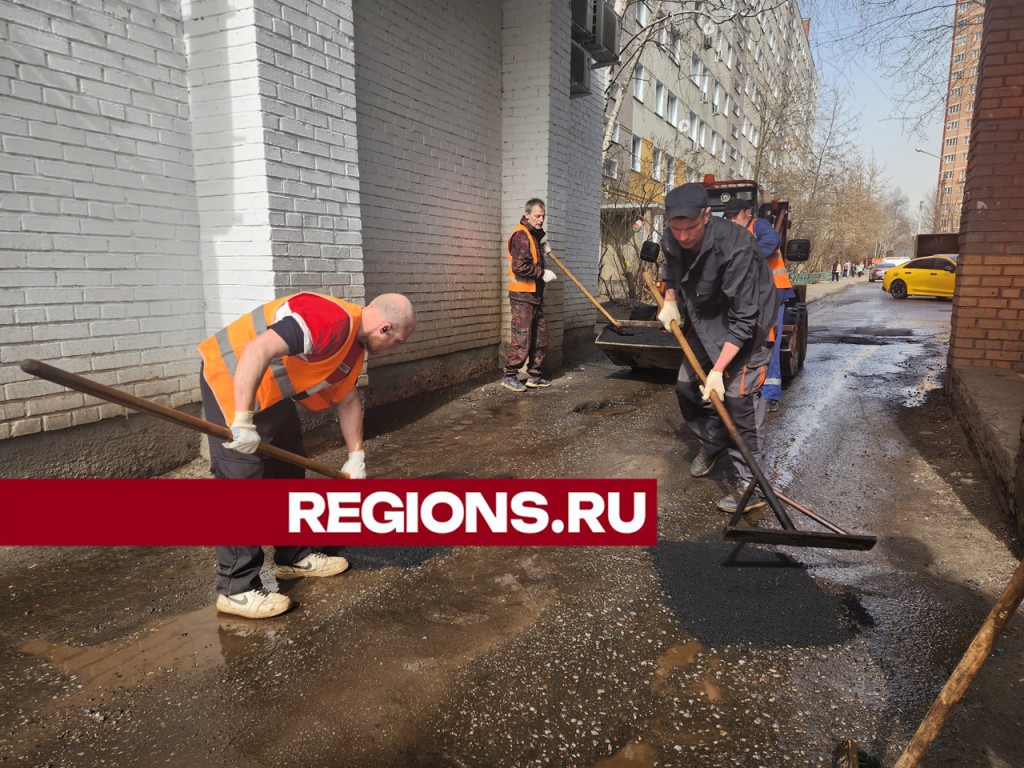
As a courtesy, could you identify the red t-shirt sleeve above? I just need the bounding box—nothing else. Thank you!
[275,294,352,361]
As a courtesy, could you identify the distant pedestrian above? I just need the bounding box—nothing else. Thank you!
[842,262,850,277]
[501,198,557,392]
[832,261,840,282]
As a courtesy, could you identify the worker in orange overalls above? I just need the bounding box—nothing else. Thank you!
[198,292,415,618]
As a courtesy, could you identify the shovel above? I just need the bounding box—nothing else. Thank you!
[19,359,349,479]
[542,244,630,336]
[639,271,875,551]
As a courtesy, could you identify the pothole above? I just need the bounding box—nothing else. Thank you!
[574,400,638,417]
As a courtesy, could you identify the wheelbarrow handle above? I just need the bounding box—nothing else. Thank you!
[18,359,349,480]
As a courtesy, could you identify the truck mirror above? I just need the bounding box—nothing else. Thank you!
[639,241,661,263]
[785,238,811,262]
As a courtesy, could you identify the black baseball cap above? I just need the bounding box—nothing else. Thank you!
[665,183,709,221]
[724,197,753,215]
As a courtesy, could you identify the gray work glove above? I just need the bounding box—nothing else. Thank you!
[223,410,260,454]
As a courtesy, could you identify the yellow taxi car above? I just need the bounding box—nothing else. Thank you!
[882,254,957,299]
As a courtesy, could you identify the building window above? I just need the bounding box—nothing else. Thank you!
[653,148,663,180]
[949,103,961,114]
[690,53,702,86]
[948,120,959,131]
[665,156,675,193]
[689,112,699,142]
[946,136,957,147]
[633,65,646,102]
[951,86,962,97]
[953,52,966,64]
[632,135,643,172]
[655,81,666,116]
[952,69,963,80]
[944,153,955,163]
[667,93,679,126]
[635,1,650,27]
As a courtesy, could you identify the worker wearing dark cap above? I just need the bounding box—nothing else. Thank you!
[656,183,779,514]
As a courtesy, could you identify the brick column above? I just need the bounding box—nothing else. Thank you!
[949,0,1024,372]
[947,0,1024,537]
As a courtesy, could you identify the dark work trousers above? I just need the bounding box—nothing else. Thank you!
[503,299,548,378]
[674,333,767,490]
[200,366,313,596]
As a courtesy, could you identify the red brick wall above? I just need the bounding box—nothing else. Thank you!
[948,0,1024,372]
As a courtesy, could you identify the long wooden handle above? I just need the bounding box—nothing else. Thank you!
[545,249,625,331]
[19,359,349,480]
[893,559,1024,768]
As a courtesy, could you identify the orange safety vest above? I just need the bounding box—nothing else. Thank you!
[507,223,539,292]
[198,293,364,423]
[748,218,793,290]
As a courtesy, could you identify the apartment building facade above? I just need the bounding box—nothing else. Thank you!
[599,0,817,298]
[936,0,985,232]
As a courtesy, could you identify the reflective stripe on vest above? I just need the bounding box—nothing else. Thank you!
[197,293,364,424]
[747,218,793,290]
[507,223,539,292]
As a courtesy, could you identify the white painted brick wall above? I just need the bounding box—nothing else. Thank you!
[256,0,365,303]
[0,0,203,441]
[353,0,504,365]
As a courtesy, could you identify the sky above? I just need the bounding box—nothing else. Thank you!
[802,2,948,214]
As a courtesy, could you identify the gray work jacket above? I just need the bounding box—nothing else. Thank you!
[660,214,780,368]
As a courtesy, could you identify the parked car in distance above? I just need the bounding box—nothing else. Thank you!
[882,254,958,299]
[869,258,910,283]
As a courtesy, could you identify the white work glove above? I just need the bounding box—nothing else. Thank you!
[542,240,553,255]
[700,370,725,403]
[223,410,260,454]
[342,450,366,479]
[542,269,556,283]
[657,301,681,331]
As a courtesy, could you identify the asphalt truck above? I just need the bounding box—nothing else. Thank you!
[595,176,811,378]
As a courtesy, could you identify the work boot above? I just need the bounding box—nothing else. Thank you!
[276,552,350,581]
[216,588,291,619]
[716,488,768,515]
[501,376,526,392]
[690,446,727,477]
[766,399,781,413]
[526,375,551,388]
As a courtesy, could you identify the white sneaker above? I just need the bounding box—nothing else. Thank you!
[276,552,350,581]
[216,588,291,619]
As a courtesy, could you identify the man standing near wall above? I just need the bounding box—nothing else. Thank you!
[501,198,557,392]
[199,292,416,619]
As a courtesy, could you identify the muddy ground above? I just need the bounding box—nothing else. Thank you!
[1,283,1022,767]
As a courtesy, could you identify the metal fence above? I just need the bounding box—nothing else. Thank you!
[790,271,832,285]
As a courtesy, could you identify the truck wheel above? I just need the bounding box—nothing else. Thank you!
[781,336,801,379]
[889,280,908,300]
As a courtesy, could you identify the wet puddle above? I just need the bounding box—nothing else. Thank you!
[17,606,286,689]
[574,401,638,417]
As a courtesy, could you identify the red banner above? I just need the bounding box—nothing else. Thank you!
[0,478,657,546]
